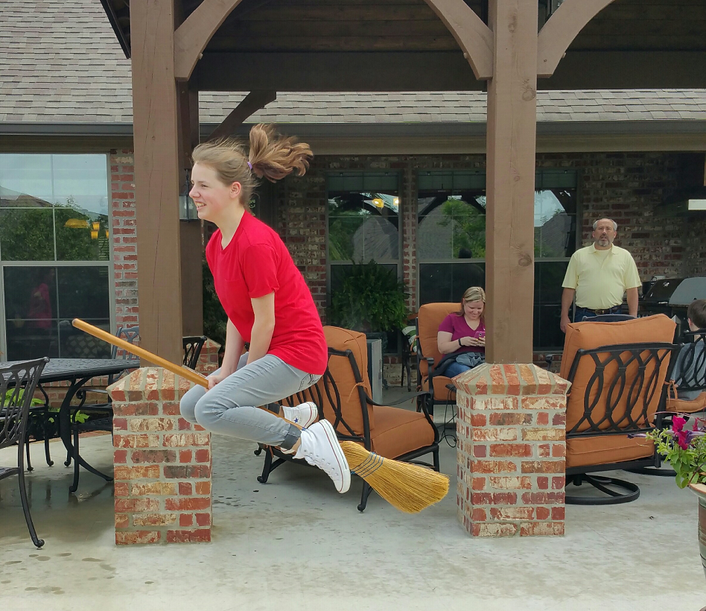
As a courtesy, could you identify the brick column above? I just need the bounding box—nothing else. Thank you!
[454,363,569,537]
[109,368,212,545]
[195,338,221,376]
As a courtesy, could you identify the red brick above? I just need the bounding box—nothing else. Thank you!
[552,476,565,490]
[470,414,486,427]
[473,429,518,442]
[166,529,211,543]
[552,444,566,458]
[195,513,211,527]
[488,413,532,426]
[114,450,128,464]
[537,476,549,490]
[115,498,160,513]
[472,460,517,474]
[195,449,210,463]
[115,531,161,545]
[519,522,565,536]
[179,482,193,495]
[538,444,551,458]
[471,508,487,521]
[179,450,193,463]
[131,450,177,464]
[165,497,211,511]
[490,444,533,457]
[536,412,549,426]
[195,481,211,495]
[473,445,487,458]
[132,513,178,526]
[113,482,129,497]
[114,514,129,528]
[471,477,486,490]
[113,417,128,431]
[114,465,161,480]
[536,507,551,520]
[521,460,565,473]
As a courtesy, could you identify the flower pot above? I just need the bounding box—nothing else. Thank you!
[689,483,706,580]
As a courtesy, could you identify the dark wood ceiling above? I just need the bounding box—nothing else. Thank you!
[102,0,706,90]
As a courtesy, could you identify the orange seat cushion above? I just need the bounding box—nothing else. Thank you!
[666,391,706,414]
[567,435,655,469]
[417,302,459,379]
[370,405,436,459]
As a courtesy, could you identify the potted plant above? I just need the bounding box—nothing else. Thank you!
[646,415,706,578]
[328,260,408,338]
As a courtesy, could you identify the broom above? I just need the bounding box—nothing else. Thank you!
[72,318,449,513]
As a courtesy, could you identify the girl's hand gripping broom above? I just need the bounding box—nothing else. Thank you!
[72,318,449,514]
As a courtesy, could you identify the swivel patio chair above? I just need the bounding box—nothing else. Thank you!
[665,329,706,415]
[560,314,678,504]
[415,302,459,418]
[258,326,440,511]
[0,357,49,547]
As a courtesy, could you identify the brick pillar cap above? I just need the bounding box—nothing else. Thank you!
[202,338,221,351]
[453,363,570,396]
[108,367,194,401]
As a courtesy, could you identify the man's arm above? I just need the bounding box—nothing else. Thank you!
[560,288,575,333]
[626,287,639,317]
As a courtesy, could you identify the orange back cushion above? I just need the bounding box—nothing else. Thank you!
[417,303,459,377]
[560,314,676,433]
[321,326,374,435]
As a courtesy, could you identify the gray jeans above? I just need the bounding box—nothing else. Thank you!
[180,353,320,450]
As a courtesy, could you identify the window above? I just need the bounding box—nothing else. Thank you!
[327,172,401,352]
[0,154,112,359]
[417,170,577,350]
[327,172,400,293]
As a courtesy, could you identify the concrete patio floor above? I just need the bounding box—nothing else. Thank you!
[1,392,705,611]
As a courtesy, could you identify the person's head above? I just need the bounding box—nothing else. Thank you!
[687,299,706,331]
[592,218,618,250]
[189,124,313,224]
[458,286,486,320]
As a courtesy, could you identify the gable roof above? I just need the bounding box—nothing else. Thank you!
[1,0,705,132]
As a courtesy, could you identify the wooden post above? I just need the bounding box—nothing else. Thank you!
[131,0,183,364]
[484,0,539,364]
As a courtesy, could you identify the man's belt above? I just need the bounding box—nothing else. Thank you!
[581,305,622,315]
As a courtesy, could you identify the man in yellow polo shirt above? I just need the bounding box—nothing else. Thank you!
[560,218,641,333]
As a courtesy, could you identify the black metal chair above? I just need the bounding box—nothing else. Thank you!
[561,315,678,504]
[183,335,207,370]
[68,326,140,492]
[258,326,438,512]
[0,357,49,548]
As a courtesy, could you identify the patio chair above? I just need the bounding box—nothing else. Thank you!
[665,329,706,415]
[183,335,207,370]
[560,314,678,505]
[258,326,440,511]
[415,302,459,417]
[0,357,49,548]
[68,325,140,492]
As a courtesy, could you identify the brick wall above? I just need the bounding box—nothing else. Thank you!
[109,150,139,330]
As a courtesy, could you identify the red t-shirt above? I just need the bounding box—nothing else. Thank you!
[205,212,328,375]
[438,313,485,354]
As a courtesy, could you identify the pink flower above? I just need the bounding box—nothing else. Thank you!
[672,416,686,434]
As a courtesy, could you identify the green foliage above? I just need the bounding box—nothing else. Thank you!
[438,199,486,258]
[202,259,227,351]
[328,205,369,261]
[328,260,408,333]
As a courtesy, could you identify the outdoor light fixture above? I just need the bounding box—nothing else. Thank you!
[372,198,384,208]
[64,218,90,229]
[179,168,198,221]
[90,221,100,240]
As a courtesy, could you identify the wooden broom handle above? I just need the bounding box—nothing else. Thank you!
[72,318,208,388]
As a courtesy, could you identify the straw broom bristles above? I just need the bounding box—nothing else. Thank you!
[341,441,449,513]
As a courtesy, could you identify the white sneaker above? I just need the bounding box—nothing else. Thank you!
[281,401,319,428]
[295,420,351,494]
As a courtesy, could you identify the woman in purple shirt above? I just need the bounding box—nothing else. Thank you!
[437,286,486,378]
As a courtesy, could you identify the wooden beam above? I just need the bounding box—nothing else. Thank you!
[484,0,538,364]
[421,0,493,79]
[208,91,277,141]
[193,50,706,91]
[131,0,184,364]
[194,52,483,91]
[537,0,618,78]
[174,0,245,81]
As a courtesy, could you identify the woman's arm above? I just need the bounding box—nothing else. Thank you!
[438,330,485,354]
[247,291,276,365]
[209,319,245,389]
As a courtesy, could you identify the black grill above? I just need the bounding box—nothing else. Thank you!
[641,277,706,337]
